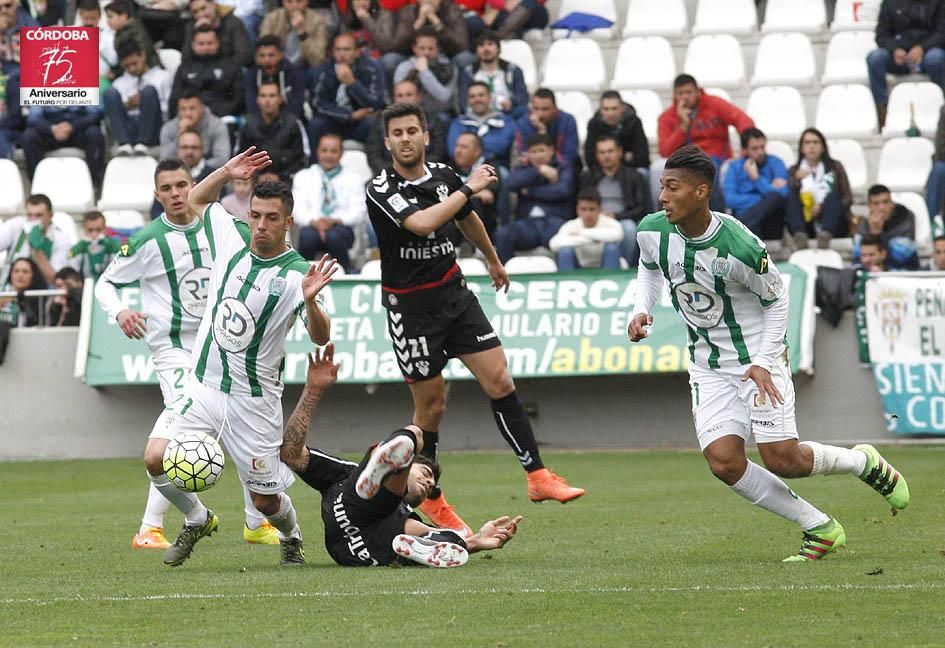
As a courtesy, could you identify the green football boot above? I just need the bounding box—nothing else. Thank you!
[783,518,846,562]
[164,510,219,567]
[854,444,910,513]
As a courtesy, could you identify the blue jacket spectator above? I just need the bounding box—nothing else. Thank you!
[21,106,105,188]
[447,81,516,168]
[243,35,305,119]
[722,127,790,239]
[458,30,528,119]
[513,88,580,171]
[307,33,386,147]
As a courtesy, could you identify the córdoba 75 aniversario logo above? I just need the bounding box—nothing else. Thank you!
[19,27,99,106]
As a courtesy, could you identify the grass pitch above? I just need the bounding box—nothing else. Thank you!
[3,447,945,647]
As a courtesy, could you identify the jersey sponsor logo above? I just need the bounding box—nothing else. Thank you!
[711,258,729,276]
[269,276,286,297]
[332,492,379,566]
[178,266,211,317]
[673,282,724,329]
[476,331,497,342]
[235,274,261,291]
[399,239,455,260]
[213,297,258,352]
[387,194,410,213]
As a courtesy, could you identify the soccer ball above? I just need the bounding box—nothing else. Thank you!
[163,431,225,492]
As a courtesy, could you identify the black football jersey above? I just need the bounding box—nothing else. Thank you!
[366,162,474,312]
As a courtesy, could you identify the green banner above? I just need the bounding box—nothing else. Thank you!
[82,266,810,386]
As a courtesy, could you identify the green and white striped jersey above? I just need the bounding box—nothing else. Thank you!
[636,210,787,374]
[95,214,212,370]
[192,203,311,398]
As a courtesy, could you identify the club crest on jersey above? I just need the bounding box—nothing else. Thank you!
[269,276,286,296]
[711,258,729,276]
[416,360,430,376]
[436,183,450,202]
[387,193,410,213]
[672,282,724,329]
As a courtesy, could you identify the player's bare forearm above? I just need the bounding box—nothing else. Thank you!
[456,211,499,264]
[404,191,470,237]
[281,383,323,473]
[305,299,330,345]
[188,166,232,216]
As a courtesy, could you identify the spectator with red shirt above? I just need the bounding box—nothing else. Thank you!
[456,0,548,41]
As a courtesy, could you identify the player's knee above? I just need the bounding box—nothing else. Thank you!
[144,440,167,475]
[481,366,515,400]
[762,454,806,479]
[251,492,279,516]
[418,391,447,422]
[707,457,745,486]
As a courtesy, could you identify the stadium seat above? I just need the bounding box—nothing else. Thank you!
[746,86,807,141]
[831,0,879,32]
[751,33,816,86]
[692,0,757,35]
[881,82,945,138]
[891,191,933,256]
[765,139,797,167]
[876,138,935,193]
[788,248,845,270]
[358,258,382,279]
[555,91,593,144]
[158,48,182,76]
[98,156,159,212]
[552,0,617,40]
[761,0,827,33]
[827,138,868,193]
[340,150,373,186]
[611,36,676,90]
[703,87,733,102]
[505,255,557,273]
[103,210,146,231]
[31,157,95,213]
[541,38,606,92]
[0,159,25,216]
[618,89,662,141]
[500,39,538,91]
[622,0,687,38]
[683,35,746,89]
[457,257,489,276]
[815,84,878,138]
[52,212,78,245]
[821,31,874,85]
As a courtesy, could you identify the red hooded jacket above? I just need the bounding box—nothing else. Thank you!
[657,90,754,160]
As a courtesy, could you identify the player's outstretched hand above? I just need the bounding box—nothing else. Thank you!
[303,254,339,302]
[742,365,784,406]
[307,342,340,392]
[472,515,523,551]
[117,309,148,339]
[225,146,272,180]
[466,164,498,193]
[488,260,510,293]
[627,312,653,342]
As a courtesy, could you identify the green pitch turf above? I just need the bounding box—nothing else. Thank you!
[3,447,945,647]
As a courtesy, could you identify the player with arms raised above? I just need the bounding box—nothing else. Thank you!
[365,102,583,536]
[95,158,278,550]
[158,147,336,567]
[627,145,910,561]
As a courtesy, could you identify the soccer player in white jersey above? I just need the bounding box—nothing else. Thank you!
[627,145,910,562]
[157,147,335,567]
[95,158,279,550]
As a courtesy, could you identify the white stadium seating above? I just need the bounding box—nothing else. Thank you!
[827,139,869,194]
[684,35,746,89]
[622,0,688,38]
[98,156,159,212]
[761,0,827,34]
[358,259,382,279]
[611,37,676,90]
[619,89,663,141]
[340,150,373,186]
[765,139,797,167]
[31,157,95,213]
[0,159,25,216]
[832,0,880,32]
[457,257,489,276]
[552,0,617,41]
[500,39,538,91]
[751,33,816,86]
[555,91,594,144]
[815,84,878,138]
[52,212,78,245]
[158,48,181,76]
[505,255,558,273]
[877,138,935,193]
[541,38,606,92]
[881,82,945,138]
[821,31,875,85]
[892,192,933,256]
[102,210,146,231]
[746,86,807,141]
[789,248,845,270]
[692,0,757,35]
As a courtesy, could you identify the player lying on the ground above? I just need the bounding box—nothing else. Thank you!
[280,344,523,567]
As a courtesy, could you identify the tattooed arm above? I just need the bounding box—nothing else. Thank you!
[280,344,340,473]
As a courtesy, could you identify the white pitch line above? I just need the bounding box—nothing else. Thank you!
[2,582,943,606]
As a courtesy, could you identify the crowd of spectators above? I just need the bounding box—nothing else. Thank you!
[2,0,945,333]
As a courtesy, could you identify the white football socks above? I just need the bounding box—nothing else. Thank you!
[242,484,267,531]
[800,441,868,477]
[148,471,208,526]
[266,492,301,541]
[139,482,171,533]
[731,461,830,531]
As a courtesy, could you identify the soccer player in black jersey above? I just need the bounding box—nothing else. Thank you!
[365,102,584,535]
[281,345,523,568]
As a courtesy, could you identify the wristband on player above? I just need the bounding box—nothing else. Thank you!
[458,184,475,200]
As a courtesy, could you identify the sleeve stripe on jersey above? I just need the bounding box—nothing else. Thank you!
[366,189,405,228]
[309,448,358,468]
